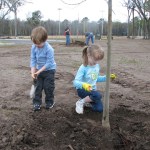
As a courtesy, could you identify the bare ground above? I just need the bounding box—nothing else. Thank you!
[0,38,150,150]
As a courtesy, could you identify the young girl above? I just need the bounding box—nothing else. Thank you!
[30,26,56,111]
[73,44,106,114]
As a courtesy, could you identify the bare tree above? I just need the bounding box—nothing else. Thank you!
[0,0,27,37]
[133,0,150,38]
[10,0,27,37]
[122,0,135,38]
[123,0,150,39]
[0,0,12,19]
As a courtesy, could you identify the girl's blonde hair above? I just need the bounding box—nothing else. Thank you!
[31,26,48,44]
[82,44,104,66]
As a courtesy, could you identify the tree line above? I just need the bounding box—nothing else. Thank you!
[0,14,128,37]
[0,10,144,38]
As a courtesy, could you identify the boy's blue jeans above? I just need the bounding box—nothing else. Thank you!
[77,89,103,112]
[33,70,55,106]
[66,35,70,45]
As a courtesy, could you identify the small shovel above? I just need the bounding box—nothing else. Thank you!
[30,79,37,99]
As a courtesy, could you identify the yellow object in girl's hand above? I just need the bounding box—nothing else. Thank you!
[110,73,116,79]
[82,83,92,92]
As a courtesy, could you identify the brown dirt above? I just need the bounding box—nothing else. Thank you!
[0,38,150,150]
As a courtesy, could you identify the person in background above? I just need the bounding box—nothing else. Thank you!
[85,32,94,45]
[73,44,116,114]
[30,26,56,111]
[65,26,71,46]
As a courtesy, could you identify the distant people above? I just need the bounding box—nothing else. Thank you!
[30,26,56,111]
[65,27,71,46]
[85,32,94,45]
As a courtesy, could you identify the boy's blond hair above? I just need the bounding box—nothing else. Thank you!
[31,26,48,44]
[82,44,104,66]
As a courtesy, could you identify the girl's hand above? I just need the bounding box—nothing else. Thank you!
[82,83,92,92]
[110,73,116,80]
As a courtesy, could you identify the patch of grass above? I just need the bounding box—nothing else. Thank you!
[56,46,82,53]
[0,42,15,46]
[119,57,139,64]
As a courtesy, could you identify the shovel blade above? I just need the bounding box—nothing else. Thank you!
[30,84,35,98]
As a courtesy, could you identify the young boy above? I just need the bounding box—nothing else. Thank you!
[30,26,56,111]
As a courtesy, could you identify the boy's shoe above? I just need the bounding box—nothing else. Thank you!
[75,99,84,114]
[33,104,41,111]
[84,102,92,108]
[45,102,55,109]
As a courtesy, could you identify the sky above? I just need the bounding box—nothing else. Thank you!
[9,0,128,22]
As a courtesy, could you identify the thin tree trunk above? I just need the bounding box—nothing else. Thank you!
[102,0,112,130]
[132,7,135,39]
[148,17,150,39]
[14,9,17,38]
[127,9,130,38]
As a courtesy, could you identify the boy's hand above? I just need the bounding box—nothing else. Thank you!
[34,71,40,76]
[82,83,92,92]
[31,73,37,79]
[31,69,41,79]
[110,73,116,80]
[31,67,37,79]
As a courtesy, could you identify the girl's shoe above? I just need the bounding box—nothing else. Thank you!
[75,99,84,114]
